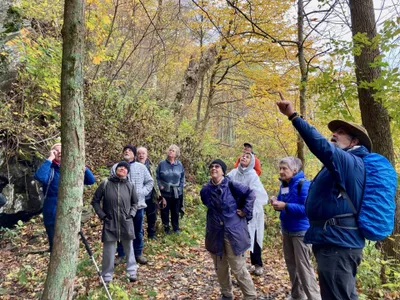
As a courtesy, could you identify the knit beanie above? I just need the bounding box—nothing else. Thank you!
[116,161,130,173]
[209,159,227,176]
[123,144,137,156]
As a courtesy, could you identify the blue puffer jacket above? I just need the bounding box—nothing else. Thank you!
[292,117,367,249]
[277,171,310,233]
[200,177,255,256]
[34,160,95,225]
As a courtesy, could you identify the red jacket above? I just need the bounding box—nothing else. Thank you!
[234,155,262,176]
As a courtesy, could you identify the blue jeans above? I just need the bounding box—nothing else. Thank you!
[117,208,145,257]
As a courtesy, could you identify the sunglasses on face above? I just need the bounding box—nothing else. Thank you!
[209,164,221,170]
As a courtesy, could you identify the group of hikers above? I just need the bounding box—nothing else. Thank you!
[33,98,397,300]
[34,143,185,283]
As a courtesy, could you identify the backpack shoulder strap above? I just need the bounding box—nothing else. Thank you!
[297,178,306,196]
[43,167,55,199]
[103,178,108,193]
[337,186,358,215]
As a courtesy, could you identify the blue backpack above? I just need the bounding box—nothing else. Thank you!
[340,153,398,241]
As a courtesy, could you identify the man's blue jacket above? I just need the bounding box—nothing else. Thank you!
[292,117,368,249]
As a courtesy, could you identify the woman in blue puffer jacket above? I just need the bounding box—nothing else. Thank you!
[270,157,320,300]
[34,143,95,251]
[200,159,257,300]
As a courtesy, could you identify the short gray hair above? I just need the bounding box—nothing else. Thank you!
[167,144,180,158]
[137,146,148,154]
[279,157,302,172]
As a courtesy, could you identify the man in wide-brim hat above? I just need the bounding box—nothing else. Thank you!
[276,98,371,300]
[328,120,372,151]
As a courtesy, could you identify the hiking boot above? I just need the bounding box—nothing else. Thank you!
[253,265,263,276]
[221,295,233,300]
[135,255,148,265]
[129,274,137,283]
[114,256,126,265]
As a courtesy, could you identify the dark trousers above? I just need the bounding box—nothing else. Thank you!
[160,195,182,232]
[145,195,157,238]
[250,231,263,267]
[313,245,363,300]
[45,223,55,252]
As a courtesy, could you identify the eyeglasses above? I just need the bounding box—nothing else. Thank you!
[209,164,221,169]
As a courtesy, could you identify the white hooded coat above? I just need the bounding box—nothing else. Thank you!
[227,153,268,252]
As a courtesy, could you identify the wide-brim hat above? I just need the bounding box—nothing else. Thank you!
[328,120,372,151]
[243,142,252,148]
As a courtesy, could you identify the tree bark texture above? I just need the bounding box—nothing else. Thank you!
[349,0,399,259]
[41,0,86,298]
[296,0,306,167]
[174,45,217,123]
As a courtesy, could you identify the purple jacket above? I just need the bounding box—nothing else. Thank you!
[200,177,255,256]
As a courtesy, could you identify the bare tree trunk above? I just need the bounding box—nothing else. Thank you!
[297,0,306,166]
[41,0,86,298]
[195,74,205,131]
[349,0,399,260]
[174,46,217,127]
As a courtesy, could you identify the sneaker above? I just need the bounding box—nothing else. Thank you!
[114,256,126,265]
[101,277,111,284]
[173,230,181,235]
[247,264,255,272]
[135,255,148,265]
[129,274,137,283]
[253,265,263,276]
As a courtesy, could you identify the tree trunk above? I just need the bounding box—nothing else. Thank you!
[349,0,399,259]
[174,45,217,127]
[297,0,306,167]
[41,0,86,298]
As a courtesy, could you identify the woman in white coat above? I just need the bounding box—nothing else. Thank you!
[228,152,268,276]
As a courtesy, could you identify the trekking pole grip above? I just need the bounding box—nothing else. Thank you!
[79,231,93,256]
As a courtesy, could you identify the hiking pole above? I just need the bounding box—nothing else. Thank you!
[79,231,112,300]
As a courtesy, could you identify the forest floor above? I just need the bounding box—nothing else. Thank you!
[0,194,292,300]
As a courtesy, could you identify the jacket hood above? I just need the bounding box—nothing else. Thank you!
[237,153,255,175]
[109,175,128,183]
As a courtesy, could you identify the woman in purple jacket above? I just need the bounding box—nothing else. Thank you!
[200,159,257,300]
[270,157,320,300]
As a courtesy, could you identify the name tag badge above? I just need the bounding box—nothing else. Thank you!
[281,187,289,194]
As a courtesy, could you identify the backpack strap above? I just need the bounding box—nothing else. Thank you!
[103,178,108,194]
[297,178,306,196]
[43,167,55,199]
[337,185,358,215]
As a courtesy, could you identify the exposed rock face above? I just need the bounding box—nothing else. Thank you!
[0,142,43,228]
[0,0,22,91]
[0,0,14,33]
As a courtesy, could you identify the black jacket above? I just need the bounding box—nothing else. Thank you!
[92,175,138,242]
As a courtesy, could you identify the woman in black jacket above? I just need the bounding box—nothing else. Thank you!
[92,161,138,283]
